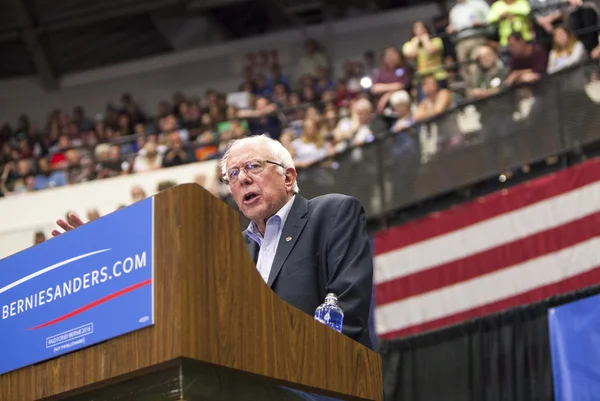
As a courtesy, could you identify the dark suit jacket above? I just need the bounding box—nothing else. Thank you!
[243,193,374,349]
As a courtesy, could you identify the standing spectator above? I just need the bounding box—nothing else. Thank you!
[371,46,413,113]
[364,51,379,76]
[447,0,492,86]
[547,26,587,74]
[298,39,329,80]
[505,33,549,85]
[487,0,532,48]
[567,0,600,53]
[528,0,569,52]
[403,21,448,91]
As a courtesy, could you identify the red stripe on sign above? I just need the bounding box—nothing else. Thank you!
[375,157,600,256]
[378,266,600,340]
[27,279,152,330]
[375,211,600,306]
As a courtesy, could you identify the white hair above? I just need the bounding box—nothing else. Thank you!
[219,134,300,193]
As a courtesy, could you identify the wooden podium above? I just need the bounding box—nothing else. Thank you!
[0,184,382,401]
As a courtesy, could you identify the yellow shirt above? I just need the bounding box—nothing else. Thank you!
[403,37,448,81]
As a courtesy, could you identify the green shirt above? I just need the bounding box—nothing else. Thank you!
[487,0,532,46]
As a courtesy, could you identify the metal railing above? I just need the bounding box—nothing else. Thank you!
[295,60,600,220]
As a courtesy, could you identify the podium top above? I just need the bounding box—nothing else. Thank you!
[0,183,382,401]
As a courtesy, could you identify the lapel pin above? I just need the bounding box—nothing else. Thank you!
[285,236,292,242]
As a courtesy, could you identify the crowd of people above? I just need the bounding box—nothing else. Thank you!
[1,0,600,205]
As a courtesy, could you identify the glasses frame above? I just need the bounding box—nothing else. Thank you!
[222,159,285,185]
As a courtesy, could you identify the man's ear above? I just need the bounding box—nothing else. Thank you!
[284,167,297,190]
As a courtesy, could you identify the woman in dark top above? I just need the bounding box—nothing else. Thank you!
[370,46,413,113]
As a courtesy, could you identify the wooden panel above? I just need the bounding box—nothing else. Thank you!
[0,184,382,401]
[167,184,382,401]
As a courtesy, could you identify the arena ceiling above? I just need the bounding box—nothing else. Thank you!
[0,0,416,91]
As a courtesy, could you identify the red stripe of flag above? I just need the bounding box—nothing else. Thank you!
[375,157,600,256]
[375,211,600,306]
[27,279,152,330]
[378,266,600,339]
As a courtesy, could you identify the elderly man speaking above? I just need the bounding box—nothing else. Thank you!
[53,135,373,349]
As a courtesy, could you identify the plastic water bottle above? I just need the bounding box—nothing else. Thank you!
[314,293,344,333]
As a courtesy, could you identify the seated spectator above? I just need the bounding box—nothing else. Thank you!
[87,209,101,221]
[159,113,189,143]
[65,149,83,184]
[238,65,256,92]
[389,90,415,133]
[591,42,600,59]
[547,26,587,74]
[218,105,249,136]
[371,46,413,113]
[291,118,330,168]
[265,63,290,93]
[253,74,271,97]
[133,142,163,173]
[505,33,548,85]
[487,0,532,48]
[301,85,318,103]
[49,135,71,170]
[34,157,67,189]
[403,21,448,91]
[33,231,46,245]
[447,0,492,86]
[131,185,147,203]
[272,83,289,108]
[414,74,453,122]
[239,97,281,140]
[335,79,357,109]
[97,144,125,178]
[157,180,176,192]
[343,61,364,93]
[334,98,375,147]
[314,66,336,96]
[279,128,295,153]
[468,45,509,98]
[72,106,94,133]
[162,132,191,168]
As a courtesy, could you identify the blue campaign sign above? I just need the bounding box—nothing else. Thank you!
[548,293,600,401]
[0,198,154,376]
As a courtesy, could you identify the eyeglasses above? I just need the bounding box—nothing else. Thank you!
[222,160,285,185]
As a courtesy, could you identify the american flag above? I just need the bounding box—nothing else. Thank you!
[374,158,600,340]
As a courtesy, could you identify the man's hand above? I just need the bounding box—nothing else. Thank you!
[51,213,85,237]
[591,44,600,59]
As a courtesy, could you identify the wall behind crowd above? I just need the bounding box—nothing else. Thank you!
[0,4,437,126]
[0,160,218,259]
